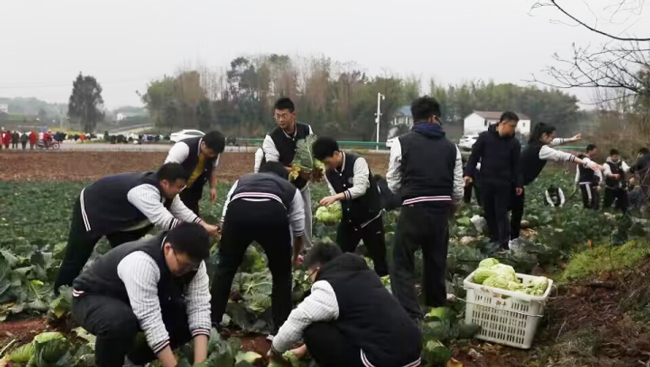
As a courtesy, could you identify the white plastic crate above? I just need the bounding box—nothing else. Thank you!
[463,270,553,349]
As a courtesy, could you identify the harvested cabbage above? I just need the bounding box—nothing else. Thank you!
[478,258,499,268]
[490,264,517,282]
[32,332,71,367]
[7,343,35,363]
[315,202,342,223]
[235,351,262,364]
[288,135,320,181]
[525,276,549,296]
[473,268,498,284]
[268,351,300,367]
[507,281,524,291]
[482,275,511,290]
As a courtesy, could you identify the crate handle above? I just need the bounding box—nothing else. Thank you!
[464,301,545,318]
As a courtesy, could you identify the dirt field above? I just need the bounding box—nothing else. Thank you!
[0,151,389,182]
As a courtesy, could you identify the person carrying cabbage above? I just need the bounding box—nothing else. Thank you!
[71,223,212,367]
[312,137,388,276]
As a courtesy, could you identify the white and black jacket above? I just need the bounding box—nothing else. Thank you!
[262,122,313,190]
[272,253,422,367]
[80,172,201,236]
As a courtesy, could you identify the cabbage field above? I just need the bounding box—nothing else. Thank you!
[1,152,650,367]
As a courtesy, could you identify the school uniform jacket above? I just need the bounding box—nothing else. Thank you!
[272,253,422,367]
[262,122,313,190]
[165,137,220,192]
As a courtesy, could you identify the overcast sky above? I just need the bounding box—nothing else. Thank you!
[1,0,648,109]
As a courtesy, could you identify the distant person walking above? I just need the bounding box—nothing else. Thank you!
[29,131,38,149]
[3,130,10,149]
[11,131,19,149]
[575,144,602,210]
[20,132,28,150]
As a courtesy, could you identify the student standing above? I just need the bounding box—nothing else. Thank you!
[71,224,212,367]
[269,243,422,367]
[164,131,226,215]
[464,112,522,249]
[262,97,314,250]
[29,130,38,149]
[20,132,28,150]
[575,144,602,210]
[511,123,600,243]
[54,163,220,291]
[603,149,630,212]
[211,162,305,335]
[386,96,464,321]
[312,137,388,276]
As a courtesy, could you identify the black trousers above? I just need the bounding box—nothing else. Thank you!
[54,198,153,291]
[480,183,511,247]
[21,141,27,149]
[510,188,525,240]
[463,181,482,206]
[336,216,388,276]
[580,183,600,210]
[303,322,364,367]
[211,200,292,333]
[391,203,450,321]
[603,187,629,212]
[180,185,203,216]
[72,295,191,367]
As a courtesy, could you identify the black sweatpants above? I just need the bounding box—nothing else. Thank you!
[336,216,388,276]
[211,200,292,333]
[510,188,525,240]
[180,186,203,216]
[603,187,629,212]
[72,294,191,367]
[390,203,450,321]
[479,183,511,248]
[579,183,600,210]
[54,198,153,291]
[303,322,364,367]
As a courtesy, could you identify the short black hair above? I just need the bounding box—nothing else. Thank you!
[411,96,441,122]
[586,144,597,153]
[313,137,339,161]
[203,131,226,153]
[639,147,649,155]
[274,97,295,112]
[500,111,519,123]
[259,161,289,180]
[577,153,586,159]
[304,242,343,269]
[610,149,620,156]
[165,222,210,261]
[157,163,189,182]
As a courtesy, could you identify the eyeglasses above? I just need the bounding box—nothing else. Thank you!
[172,249,201,273]
[274,113,292,121]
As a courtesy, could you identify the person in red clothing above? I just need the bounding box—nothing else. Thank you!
[3,130,11,149]
[29,131,38,149]
[43,132,52,147]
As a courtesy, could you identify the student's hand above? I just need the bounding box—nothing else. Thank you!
[516,187,523,196]
[319,196,339,206]
[463,176,473,186]
[571,133,582,141]
[629,177,636,185]
[210,188,217,202]
[299,170,312,180]
[267,348,288,365]
[612,174,620,179]
[202,223,221,238]
[290,344,308,359]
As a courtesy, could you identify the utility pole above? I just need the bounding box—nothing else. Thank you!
[375,92,385,151]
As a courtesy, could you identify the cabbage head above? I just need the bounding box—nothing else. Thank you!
[525,276,549,296]
[478,258,499,268]
[32,332,71,367]
[7,343,35,363]
[482,276,511,290]
[507,281,524,291]
[473,268,498,284]
[489,264,517,282]
[315,202,342,223]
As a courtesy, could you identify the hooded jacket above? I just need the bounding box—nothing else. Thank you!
[465,124,522,188]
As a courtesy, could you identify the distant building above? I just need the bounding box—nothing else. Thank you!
[391,105,413,127]
[0,104,8,114]
[463,111,531,136]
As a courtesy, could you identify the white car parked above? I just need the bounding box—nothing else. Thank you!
[458,135,479,151]
[170,129,205,143]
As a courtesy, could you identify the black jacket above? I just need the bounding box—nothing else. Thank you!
[465,124,522,188]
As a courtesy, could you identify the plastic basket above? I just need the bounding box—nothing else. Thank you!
[463,270,553,349]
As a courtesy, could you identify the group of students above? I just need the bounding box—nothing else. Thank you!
[54,95,643,367]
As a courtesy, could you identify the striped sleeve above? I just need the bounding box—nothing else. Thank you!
[164,142,190,164]
[344,158,370,200]
[549,138,565,147]
[169,195,202,224]
[288,189,305,237]
[272,280,339,353]
[185,262,211,338]
[127,184,184,231]
[117,252,169,354]
[539,145,576,162]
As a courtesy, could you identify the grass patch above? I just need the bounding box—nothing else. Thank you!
[562,240,650,281]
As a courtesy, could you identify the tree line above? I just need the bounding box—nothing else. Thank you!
[138,54,584,140]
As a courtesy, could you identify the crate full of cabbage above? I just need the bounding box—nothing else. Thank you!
[463,258,553,349]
